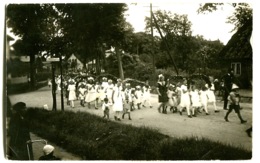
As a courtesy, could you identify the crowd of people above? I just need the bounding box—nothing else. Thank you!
[49,68,247,124]
[52,75,153,121]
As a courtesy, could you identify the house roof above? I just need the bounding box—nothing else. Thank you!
[219,19,252,60]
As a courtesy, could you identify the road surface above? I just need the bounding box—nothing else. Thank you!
[8,86,252,160]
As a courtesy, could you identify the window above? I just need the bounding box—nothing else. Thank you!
[231,62,241,76]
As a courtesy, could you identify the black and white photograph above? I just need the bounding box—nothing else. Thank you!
[3,0,256,161]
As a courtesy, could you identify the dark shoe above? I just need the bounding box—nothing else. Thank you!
[241,120,247,124]
[142,105,145,108]
[188,115,192,118]
[150,106,153,108]
[206,113,210,115]
[224,117,229,122]
[179,111,182,115]
[129,117,132,120]
[223,108,228,110]
[117,118,121,121]
[192,114,196,117]
[114,116,117,120]
[215,110,220,113]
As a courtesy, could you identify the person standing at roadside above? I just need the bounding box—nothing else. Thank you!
[9,102,32,160]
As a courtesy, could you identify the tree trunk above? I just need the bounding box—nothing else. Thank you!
[115,46,124,80]
[29,54,36,90]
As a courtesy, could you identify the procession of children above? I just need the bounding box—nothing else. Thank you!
[52,73,246,124]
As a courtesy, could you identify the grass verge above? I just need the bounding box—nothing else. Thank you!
[25,108,252,160]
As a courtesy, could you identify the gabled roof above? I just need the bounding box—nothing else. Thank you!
[219,19,252,60]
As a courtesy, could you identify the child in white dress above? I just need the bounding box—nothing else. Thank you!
[200,86,210,115]
[190,86,201,117]
[102,96,112,119]
[166,84,178,113]
[85,77,96,109]
[179,79,192,118]
[112,79,124,121]
[135,85,143,109]
[78,85,87,107]
[106,79,114,103]
[206,77,220,113]
[67,81,76,108]
[142,85,152,108]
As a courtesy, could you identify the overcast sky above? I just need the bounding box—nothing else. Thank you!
[125,2,236,45]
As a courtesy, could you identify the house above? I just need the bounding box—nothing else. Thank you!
[67,54,85,70]
[218,18,252,88]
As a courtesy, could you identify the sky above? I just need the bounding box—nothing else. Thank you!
[124,2,236,45]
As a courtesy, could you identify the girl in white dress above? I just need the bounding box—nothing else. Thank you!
[200,86,210,115]
[122,83,132,120]
[142,85,152,108]
[179,79,192,118]
[78,84,87,107]
[67,81,77,108]
[112,79,124,121]
[206,76,219,113]
[94,81,101,109]
[105,79,114,103]
[190,86,201,116]
[100,77,108,103]
[85,77,96,108]
[166,84,178,113]
[135,85,143,109]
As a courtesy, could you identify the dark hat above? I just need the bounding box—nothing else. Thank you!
[13,102,26,111]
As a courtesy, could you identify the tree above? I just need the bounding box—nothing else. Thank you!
[7,4,50,89]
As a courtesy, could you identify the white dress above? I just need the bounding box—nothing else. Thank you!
[190,90,201,107]
[112,86,124,112]
[106,84,114,102]
[166,90,177,107]
[68,84,76,101]
[206,84,216,103]
[142,86,151,101]
[179,85,191,108]
[100,82,108,100]
[135,90,143,104]
[85,84,96,103]
[200,90,208,106]
[78,87,86,100]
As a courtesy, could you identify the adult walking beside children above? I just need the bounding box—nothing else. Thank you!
[221,69,234,110]
[156,74,169,114]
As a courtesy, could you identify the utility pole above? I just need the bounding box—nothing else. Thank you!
[150,3,156,82]
[59,55,64,111]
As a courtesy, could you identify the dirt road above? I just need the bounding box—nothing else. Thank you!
[8,86,252,159]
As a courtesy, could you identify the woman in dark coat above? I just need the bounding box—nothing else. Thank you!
[156,74,169,113]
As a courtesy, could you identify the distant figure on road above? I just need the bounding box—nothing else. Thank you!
[39,145,61,160]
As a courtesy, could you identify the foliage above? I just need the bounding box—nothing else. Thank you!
[7,58,29,77]
[7,81,47,95]
[36,72,52,82]
[25,108,252,160]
